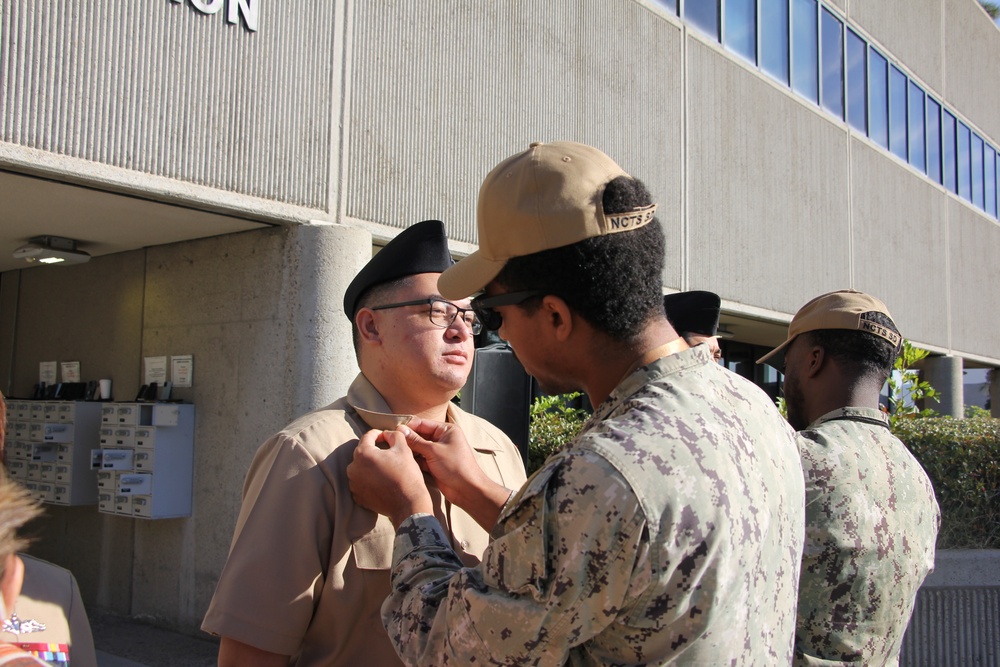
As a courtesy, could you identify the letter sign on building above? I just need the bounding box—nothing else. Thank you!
[170,0,259,33]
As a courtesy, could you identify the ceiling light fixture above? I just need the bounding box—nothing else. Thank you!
[13,236,91,266]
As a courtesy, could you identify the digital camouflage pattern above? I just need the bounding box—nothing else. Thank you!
[794,407,940,666]
[384,345,806,666]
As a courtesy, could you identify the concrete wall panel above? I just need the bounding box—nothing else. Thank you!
[948,202,1000,359]
[851,141,949,346]
[9,251,146,399]
[0,0,337,209]
[849,0,943,97]
[687,39,851,313]
[346,0,684,288]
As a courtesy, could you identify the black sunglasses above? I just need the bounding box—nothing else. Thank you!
[471,291,545,331]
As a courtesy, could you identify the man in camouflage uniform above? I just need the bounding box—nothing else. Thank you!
[758,290,940,666]
[348,141,806,665]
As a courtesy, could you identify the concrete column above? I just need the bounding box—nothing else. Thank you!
[923,355,964,418]
[280,221,371,419]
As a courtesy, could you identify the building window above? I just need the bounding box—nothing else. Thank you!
[908,82,926,172]
[820,8,844,119]
[926,98,942,184]
[986,146,997,217]
[869,49,889,149]
[725,0,757,63]
[943,110,958,193]
[972,133,985,209]
[889,65,908,161]
[655,0,678,13]
[792,0,819,103]
[846,29,866,133]
[761,0,790,83]
[686,0,720,39]
[958,122,972,201]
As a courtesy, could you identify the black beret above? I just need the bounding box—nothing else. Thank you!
[343,220,454,319]
[663,290,722,337]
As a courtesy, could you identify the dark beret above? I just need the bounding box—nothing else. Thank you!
[663,290,722,337]
[343,220,454,319]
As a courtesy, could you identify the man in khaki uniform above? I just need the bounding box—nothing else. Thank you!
[202,220,526,666]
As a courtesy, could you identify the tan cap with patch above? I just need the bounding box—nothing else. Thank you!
[757,290,902,368]
[438,141,657,300]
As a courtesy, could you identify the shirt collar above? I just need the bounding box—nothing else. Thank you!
[809,406,891,429]
[346,373,506,453]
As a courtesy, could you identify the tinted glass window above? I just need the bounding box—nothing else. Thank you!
[972,134,985,209]
[846,29,866,133]
[686,0,719,39]
[820,8,843,118]
[986,146,997,217]
[889,66,907,160]
[725,0,757,63]
[869,49,889,148]
[908,83,925,172]
[655,0,678,13]
[943,110,957,193]
[926,98,941,184]
[958,122,971,201]
[761,0,790,83]
[792,0,818,103]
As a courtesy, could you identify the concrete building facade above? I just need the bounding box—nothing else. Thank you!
[1,0,998,636]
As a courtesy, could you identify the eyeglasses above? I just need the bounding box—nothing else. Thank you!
[370,298,483,335]
[471,290,545,331]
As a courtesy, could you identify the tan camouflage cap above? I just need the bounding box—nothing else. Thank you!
[438,141,657,300]
[757,289,902,368]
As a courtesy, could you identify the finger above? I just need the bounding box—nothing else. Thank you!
[404,417,450,440]
[381,430,407,450]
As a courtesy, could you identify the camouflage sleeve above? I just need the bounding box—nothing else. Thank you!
[382,450,648,666]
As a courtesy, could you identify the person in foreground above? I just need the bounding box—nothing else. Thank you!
[0,476,50,667]
[0,392,96,667]
[757,289,940,666]
[348,141,806,665]
[663,290,724,362]
[202,220,526,666]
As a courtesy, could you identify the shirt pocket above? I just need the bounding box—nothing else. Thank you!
[483,463,559,597]
[351,517,395,571]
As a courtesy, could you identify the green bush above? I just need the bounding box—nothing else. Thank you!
[893,415,1000,549]
[527,393,588,475]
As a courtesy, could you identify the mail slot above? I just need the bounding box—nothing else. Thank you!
[100,449,134,471]
[132,495,152,518]
[118,473,152,495]
[53,485,70,504]
[113,428,135,448]
[97,471,116,489]
[134,451,153,471]
[27,423,44,442]
[115,495,133,514]
[57,403,76,422]
[101,405,117,424]
[54,465,71,483]
[99,427,115,447]
[43,423,74,443]
[55,444,72,462]
[98,492,114,512]
[134,428,156,448]
[30,444,58,463]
